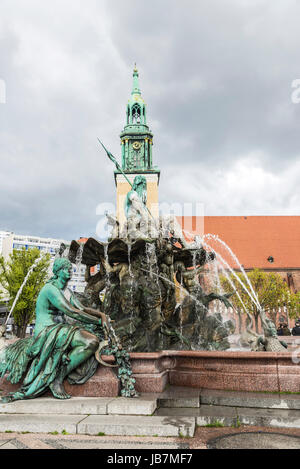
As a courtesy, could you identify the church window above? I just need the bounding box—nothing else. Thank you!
[132,104,141,124]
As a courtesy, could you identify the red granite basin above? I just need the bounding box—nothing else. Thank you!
[0,350,298,398]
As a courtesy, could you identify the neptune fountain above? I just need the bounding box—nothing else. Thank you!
[67,184,236,354]
[0,84,288,403]
[0,166,240,403]
[1,143,289,403]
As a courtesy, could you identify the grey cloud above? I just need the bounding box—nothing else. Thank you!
[0,0,299,242]
[106,0,300,169]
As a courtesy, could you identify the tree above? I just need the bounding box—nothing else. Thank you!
[221,268,293,333]
[0,248,51,338]
[286,291,300,320]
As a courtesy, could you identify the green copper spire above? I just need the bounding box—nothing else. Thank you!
[132,64,141,96]
[117,66,160,178]
[127,64,146,125]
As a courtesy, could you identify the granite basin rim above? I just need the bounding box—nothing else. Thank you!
[125,351,293,360]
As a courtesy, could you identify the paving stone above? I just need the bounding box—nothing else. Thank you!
[260,408,300,429]
[0,439,15,448]
[208,432,300,449]
[195,404,300,428]
[77,415,195,437]
[157,386,200,408]
[47,438,189,449]
[0,414,85,434]
[278,396,300,410]
[107,397,157,415]
[0,397,113,415]
[1,387,300,437]
[155,407,201,417]
[196,405,237,427]
[235,407,265,426]
[0,441,19,449]
[200,389,284,409]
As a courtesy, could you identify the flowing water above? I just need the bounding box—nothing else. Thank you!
[75,242,84,269]
[180,228,265,349]
[182,228,261,311]
[127,244,135,347]
[103,244,111,290]
[203,233,261,309]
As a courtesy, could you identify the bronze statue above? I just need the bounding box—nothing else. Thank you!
[0,258,138,402]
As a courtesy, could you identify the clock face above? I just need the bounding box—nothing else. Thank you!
[132,141,141,150]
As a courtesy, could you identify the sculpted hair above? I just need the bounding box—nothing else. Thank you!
[132,175,145,190]
[47,258,72,283]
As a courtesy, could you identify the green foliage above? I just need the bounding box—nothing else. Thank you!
[233,416,241,428]
[221,268,298,331]
[286,291,300,319]
[0,248,50,338]
[203,421,225,428]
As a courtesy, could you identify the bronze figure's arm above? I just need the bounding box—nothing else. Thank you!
[70,290,108,326]
[48,286,101,326]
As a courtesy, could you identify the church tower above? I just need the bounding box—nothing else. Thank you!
[115,66,160,226]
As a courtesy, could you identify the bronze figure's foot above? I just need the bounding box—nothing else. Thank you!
[1,395,17,403]
[49,379,71,400]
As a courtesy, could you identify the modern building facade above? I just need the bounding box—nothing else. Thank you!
[1,232,86,293]
[0,231,13,255]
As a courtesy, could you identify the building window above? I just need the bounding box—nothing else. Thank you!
[132,104,141,124]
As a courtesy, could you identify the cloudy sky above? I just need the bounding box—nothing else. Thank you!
[0,0,299,241]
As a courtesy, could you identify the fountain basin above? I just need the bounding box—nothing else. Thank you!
[130,351,300,394]
[1,350,298,398]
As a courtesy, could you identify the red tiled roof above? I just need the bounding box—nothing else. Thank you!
[178,216,300,270]
[77,238,88,243]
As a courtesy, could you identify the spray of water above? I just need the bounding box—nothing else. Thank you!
[181,228,268,342]
[127,244,135,345]
[75,243,84,269]
[203,233,261,308]
[139,266,208,311]
[182,228,261,310]
[202,239,260,309]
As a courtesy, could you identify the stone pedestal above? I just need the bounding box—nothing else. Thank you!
[1,351,299,398]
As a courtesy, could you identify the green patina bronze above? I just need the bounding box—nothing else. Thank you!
[0,258,138,402]
[124,175,147,219]
[98,137,157,238]
[115,65,160,181]
[68,236,235,353]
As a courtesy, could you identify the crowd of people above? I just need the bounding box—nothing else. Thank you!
[277,320,300,336]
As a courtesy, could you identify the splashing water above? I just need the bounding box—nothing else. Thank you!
[203,234,261,309]
[180,228,266,346]
[140,266,208,312]
[146,243,163,307]
[215,259,253,323]
[201,238,260,310]
[182,228,261,311]
[56,244,70,260]
[127,244,135,346]
[103,244,111,290]
[75,242,84,269]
